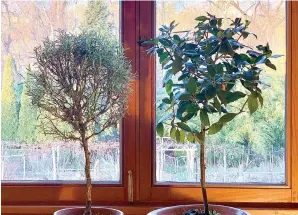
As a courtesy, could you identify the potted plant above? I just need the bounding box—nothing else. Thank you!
[143,14,280,215]
[26,30,133,215]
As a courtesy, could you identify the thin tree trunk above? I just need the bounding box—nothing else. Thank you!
[83,137,92,215]
[200,127,209,215]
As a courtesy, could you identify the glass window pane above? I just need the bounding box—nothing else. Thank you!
[1,0,121,182]
[155,0,286,184]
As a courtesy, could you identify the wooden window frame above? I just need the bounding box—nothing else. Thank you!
[1,1,139,206]
[2,1,298,213]
[138,0,298,204]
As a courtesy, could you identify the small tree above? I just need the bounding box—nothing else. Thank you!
[27,30,133,215]
[17,73,38,144]
[144,14,280,215]
[1,55,19,142]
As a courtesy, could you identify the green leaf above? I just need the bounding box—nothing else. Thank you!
[159,38,172,47]
[205,86,217,100]
[170,127,176,139]
[265,59,277,70]
[207,65,216,77]
[142,39,158,45]
[258,93,264,107]
[219,38,234,56]
[187,133,195,142]
[200,111,210,127]
[162,98,171,104]
[177,122,192,132]
[248,92,259,114]
[187,77,197,94]
[173,35,181,41]
[178,93,192,101]
[219,113,237,124]
[172,55,183,74]
[195,16,208,22]
[226,91,246,103]
[179,130,185,143]
[165,80,173,95]
[159,52,168,64]
[175,129,180,142]
[208,122,223,135]
[156,123,164,137]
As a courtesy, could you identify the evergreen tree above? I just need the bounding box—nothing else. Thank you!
[17,73,38,144]
[84,0,119,141]
[84,0,113,34]
[1,55,19,141]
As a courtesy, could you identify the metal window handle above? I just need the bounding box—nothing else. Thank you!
[128,170,133,202]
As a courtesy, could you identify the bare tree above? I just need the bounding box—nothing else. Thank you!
[26,30,133,215]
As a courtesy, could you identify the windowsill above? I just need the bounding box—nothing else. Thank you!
[2,203,298,215]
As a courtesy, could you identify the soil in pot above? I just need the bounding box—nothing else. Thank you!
[147,204,250,215]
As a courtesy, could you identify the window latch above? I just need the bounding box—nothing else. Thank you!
[128,170,133,202]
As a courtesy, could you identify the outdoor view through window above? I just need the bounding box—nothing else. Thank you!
[1,1,121,181]
[155,0,286,184]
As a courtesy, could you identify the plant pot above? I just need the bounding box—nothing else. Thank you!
[147,204,250,215]
[54,207,124,215]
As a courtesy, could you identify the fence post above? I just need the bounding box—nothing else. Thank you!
[52,145,57,180]
[23,155,26,179]
[1,160,4,180]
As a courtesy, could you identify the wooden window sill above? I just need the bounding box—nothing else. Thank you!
[2,204,298,215]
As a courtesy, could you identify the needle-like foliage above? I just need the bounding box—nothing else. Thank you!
[26,30,133,215]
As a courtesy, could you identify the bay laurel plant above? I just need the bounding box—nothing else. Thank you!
[27,30,133,215]
[144,14,280,215]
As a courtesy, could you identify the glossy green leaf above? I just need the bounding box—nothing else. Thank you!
[248,92,259,114]
[186,133,195,142]
[205,86,217,100]
[219,38,234,56]
[226,91,246,103]
[170,127,176,139]
[177,122,192,132]
[156,123,164,137]
[265,59,277,70]
[165,80,173,95]
[159,52,168,64]
[200,111,210,127]
[208,122,223,135]
[178,93,192,101]
[159,38,172,47]
[219,113,237,124]
[195,16,208,22]
[207,65,216,77]
[179,130,185,143]
[258,93,264,107]
[187,77,197,94]
[173,35,181,41]
[162,98,171,104]
[172,56,183,74]
[175,129,180,142]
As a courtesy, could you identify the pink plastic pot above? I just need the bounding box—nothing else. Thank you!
[147,204,250,215]
[54,207,124,215]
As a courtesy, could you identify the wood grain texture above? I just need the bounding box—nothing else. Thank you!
[121,0,139,202]
[2,205,298,215]
[290,1,298,204]
[138,0,155,202]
